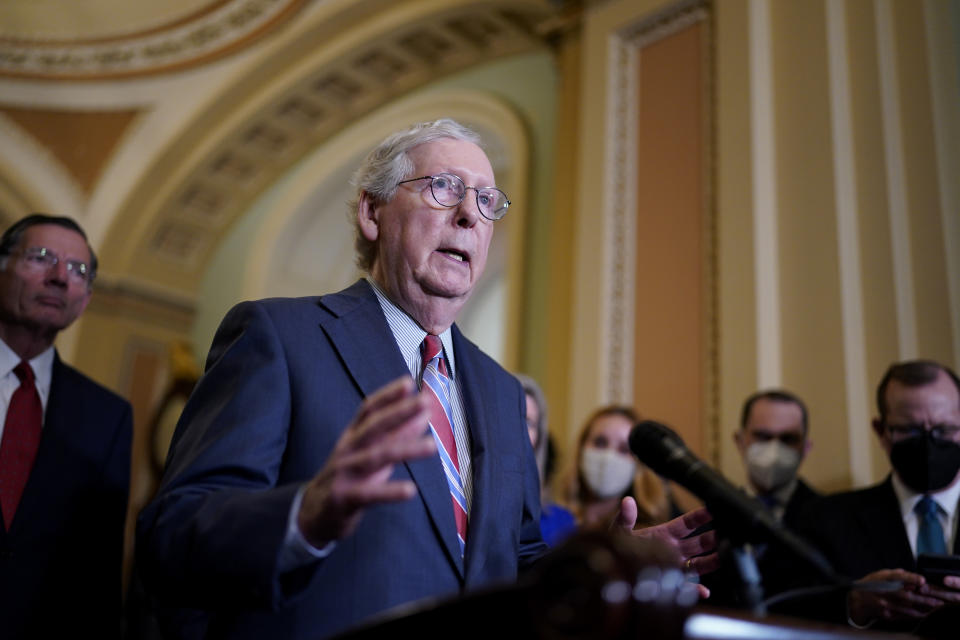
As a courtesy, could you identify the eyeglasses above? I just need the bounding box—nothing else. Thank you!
[12,247,92,285]
[398,173,510,221]
[886,423,960,442]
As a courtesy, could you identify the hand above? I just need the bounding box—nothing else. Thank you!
[613,498,719,598]
[847,568,960,626]
[297,377,437,547]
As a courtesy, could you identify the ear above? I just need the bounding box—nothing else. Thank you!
[872,418,892,454]
[733,430,746,453]
[801,438,813,459]
[357,191,379,243]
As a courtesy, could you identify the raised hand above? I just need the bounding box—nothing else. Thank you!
[297,377,437,547]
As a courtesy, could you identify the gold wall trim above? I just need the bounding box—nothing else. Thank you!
[602,0,718,460]
[0,0,306,80]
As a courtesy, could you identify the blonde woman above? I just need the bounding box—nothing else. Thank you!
[564,406,676,529]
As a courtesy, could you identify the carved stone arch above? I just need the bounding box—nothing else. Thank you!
[97,0,551,304]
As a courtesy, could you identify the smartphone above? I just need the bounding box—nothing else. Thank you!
[917,553,960,586]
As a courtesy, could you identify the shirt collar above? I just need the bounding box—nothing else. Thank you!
[0,338,55,407]
[366,278,455,377]
[891,470,960,521]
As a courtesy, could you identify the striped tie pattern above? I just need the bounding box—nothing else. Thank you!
[420,335,468,555]
[0,361,43,528]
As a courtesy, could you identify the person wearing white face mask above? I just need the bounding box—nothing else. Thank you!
[702,389,822,610]
[733,390,819,523]
[563,406,676,530]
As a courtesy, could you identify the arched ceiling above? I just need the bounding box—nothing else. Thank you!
[0,0,564,306]
[0,0,307,79]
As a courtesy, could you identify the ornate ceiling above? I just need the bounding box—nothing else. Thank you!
[0,0,560,308]
[0,0,307,79]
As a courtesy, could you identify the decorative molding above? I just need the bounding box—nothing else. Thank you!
[0,0,306,80]
[750,0,781,390]
[876,0,917,359]
[826,0,873,485]
[128,3,550,272]
[85,277,196,332]
[603,0,717,459]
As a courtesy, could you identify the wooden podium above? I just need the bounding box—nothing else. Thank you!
[332,530,910,640]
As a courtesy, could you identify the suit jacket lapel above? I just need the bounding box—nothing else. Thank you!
[318,280,464,575]
[452,326,496,582]
[317,281,410,397]
[870,478,916,569]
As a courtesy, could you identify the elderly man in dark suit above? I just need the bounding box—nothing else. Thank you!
[137,119,715,639]
[0,214,132,638]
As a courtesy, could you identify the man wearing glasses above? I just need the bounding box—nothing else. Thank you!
[138,119,715,639]
[794,359,960,634]
[0,214,132,638]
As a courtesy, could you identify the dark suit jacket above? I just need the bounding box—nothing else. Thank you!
[701,477,821,610]
[792,476,960,635]
[137,281,547,639]
[0,354,132,639]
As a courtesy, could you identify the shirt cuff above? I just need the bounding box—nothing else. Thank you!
[846,594,877,629]
[278,483,335,572]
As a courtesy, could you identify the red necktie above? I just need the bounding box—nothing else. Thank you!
[420,335,468,554]
[0,361,43,527]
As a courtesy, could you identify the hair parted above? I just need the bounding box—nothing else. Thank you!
[348,118,483,272]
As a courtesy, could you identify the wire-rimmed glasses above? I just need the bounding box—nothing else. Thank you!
[398,173,510,221]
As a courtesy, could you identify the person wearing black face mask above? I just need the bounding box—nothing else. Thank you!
[789,360,960,637]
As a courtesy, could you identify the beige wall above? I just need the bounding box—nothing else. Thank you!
[0,0,957,562]
[557,0,959,493]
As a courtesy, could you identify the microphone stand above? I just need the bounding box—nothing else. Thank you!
[722,539,766,616]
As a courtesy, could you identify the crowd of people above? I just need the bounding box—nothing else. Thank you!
[0,118,957,639]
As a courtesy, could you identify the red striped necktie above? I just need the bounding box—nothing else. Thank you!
[420,335,468,555]
[0,361,43,527]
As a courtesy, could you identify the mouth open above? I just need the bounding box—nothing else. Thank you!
[438,248,468,263]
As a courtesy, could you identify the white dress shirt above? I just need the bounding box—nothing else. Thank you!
[0,338,55,440]
[891,471,960,557]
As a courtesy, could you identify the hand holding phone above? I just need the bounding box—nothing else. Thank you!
[917,553,960,587]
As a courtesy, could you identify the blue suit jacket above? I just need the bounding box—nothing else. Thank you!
[137,281,547,639]
[0,354,132,639]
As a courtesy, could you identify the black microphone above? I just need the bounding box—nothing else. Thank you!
[628,419,838,583]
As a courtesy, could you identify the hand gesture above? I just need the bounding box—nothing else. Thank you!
[613,497,719,597]
[297,377,436,547]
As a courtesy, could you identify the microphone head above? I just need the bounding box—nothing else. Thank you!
[629,419,681,448]
[629,420,688,477]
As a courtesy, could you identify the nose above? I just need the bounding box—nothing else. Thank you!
[45,260,69,286]
[455,190,481,228]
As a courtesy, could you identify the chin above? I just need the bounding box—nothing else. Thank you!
[420,277,473,300]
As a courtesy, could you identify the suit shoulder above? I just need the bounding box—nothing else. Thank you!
[55,360,131,410]
[228,295,324,318]
[799,481,889,522]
